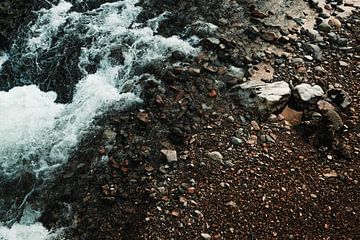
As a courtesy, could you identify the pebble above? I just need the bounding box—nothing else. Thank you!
[251,120,261,130]
[304,55,313,61]
[328,17,341,29]
[318,22,331,32]
[266,134,276,143]
[310,194,317,198]
[339,60,348,67]
[314,66,325,73]
[161,149,178,162]
[201,233,212,240]
[231,137,243,145]
[207,151,224,162]
[292,57,304,65]
[158,187,166,194]
[262,31,278,42]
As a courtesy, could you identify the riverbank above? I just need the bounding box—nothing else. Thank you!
[1,0,359,239]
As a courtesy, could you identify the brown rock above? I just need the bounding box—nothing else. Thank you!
[317,100,335,112]
[328,17,341,29]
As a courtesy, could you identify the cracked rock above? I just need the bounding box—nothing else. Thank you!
[228,80,291,114]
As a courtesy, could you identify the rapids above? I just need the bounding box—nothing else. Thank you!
[0,0,197,238]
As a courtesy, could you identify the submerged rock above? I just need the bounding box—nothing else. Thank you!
[228,80,291,114]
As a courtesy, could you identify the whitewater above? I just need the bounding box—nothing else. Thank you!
[0,0,197,239]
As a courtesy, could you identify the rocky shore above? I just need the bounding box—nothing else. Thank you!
[1,0,359,239]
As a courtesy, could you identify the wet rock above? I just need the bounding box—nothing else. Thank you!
[228,80,291,114]
[137,111,151,123]
[294,83,324,102]
[185,21,218,38]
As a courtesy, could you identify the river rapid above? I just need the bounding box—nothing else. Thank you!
[0,0,197,239]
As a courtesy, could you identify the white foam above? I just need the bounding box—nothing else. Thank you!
[0,223,62,240]
[0,0,197,176]
[27,0,73,51]
[0,53,8,71]
[0,85,64,175]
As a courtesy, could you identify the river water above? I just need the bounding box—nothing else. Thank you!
[0,0,197,239]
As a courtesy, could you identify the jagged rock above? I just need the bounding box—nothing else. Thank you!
[303,43,323,60]
[228,80,291,114]
[161,149,178,162]
[327,88,351,108]
[294,83,324,102]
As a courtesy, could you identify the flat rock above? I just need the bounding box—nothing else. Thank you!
[294,83,324,101]
[161,149,178,162]
[228,80,291,114]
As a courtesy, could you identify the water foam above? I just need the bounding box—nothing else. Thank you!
[0,223,62,240]
[0,53,8,71]
[0,0,197,175]
[27,0,73,51]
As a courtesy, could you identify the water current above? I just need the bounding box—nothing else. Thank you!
[0,0,197,238]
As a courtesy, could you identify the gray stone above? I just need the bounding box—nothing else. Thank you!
[339,60,348,67]
[228,80,291,114]
[201,233,212,240]
[318,22,331,32]
[304,43,323,60]
[231,137,243,145]
[161,149,178,162]
[294,83,324,101]
[292,58,304,65]
[207,151,223,162]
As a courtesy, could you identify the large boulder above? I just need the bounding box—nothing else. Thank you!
[228,80,291,114]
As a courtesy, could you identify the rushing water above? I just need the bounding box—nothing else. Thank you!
[0,0,197,238]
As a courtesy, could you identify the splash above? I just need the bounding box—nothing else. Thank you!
[0,0,197,176]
